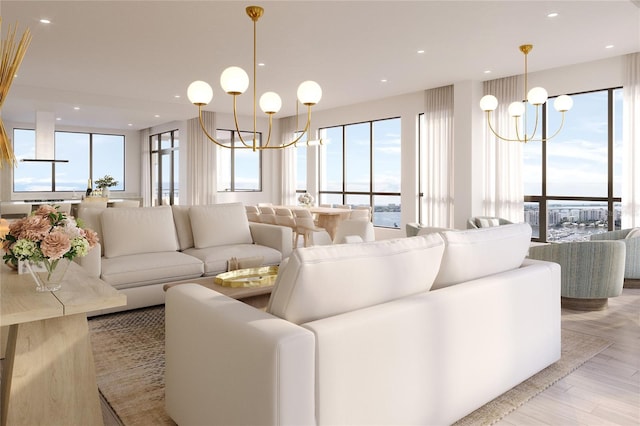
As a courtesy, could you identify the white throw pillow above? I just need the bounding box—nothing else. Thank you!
[101,205,179,258]
[625,228,640,239]
[433,223,532,290]
[268,233,445,324]
[189,203,253,248]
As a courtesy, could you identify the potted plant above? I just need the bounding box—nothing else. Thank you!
[94,175,118,198]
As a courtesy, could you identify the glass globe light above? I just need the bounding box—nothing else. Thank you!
[479,95,498,111]
[508,101,525,117]
[187,81,213,106]
[259,92,282,114]
[527,87,548,105]
[553,95,573,112]
[220,66,249,95]
[297,81,322,105]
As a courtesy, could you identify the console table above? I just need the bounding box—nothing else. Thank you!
[0,262,126,426]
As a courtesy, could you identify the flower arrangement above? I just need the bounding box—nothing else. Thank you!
[1,205,99,275]
[298,192,314,207]
[94,174,118,189]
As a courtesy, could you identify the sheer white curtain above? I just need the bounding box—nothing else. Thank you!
[482,76,524,222]
[421,85,454,227]
[139,128,151,206]
[186,111,217,205]
[280,115,297,206]
[623,52,640,228]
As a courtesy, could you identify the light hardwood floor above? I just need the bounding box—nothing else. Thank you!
[497,287,640,426]
[97,288,640,425]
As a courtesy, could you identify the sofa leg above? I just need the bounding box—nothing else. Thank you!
[561,297,608,311]
[623,278,640,289]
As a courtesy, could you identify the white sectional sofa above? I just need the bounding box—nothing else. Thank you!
[165,223,561,425]
[76,202,292,314]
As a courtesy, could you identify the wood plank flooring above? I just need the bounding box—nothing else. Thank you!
[496,287,640,426]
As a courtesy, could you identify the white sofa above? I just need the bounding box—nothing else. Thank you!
[76,202,292,314]
[165,223,561,425]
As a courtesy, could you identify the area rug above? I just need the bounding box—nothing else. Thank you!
[89,306,611,426]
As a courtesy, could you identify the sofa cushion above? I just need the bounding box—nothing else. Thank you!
[77,206,107,245]
[267,234,445,325]
[172,205,194,250]
[100,251,204,289]
[432,223,532,290]
[101,205,179,258]
[184,244,281,276]
[625,227,640,239]
[189,203,253,248]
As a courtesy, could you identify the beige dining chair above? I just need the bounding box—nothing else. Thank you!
[274,207,298,245]
[258,206,277,225]
[112,200,141,208]
[293,209,330,247]
[349,206,371,221]
[0,202,32,219]
[245,205,261,222]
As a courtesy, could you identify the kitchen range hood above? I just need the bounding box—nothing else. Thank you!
[20,111,68,163]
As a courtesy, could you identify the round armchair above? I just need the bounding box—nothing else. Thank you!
[527,240,625,311]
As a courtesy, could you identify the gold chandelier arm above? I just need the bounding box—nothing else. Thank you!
[485,111,525,142]
[231,96,254,149]
[197,105,233,149]
[542,111,566,142]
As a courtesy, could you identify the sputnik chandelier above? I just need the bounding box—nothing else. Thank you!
[187,5,322,151]
[479,44,573,143]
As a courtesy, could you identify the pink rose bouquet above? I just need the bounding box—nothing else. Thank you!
[1,205,99,274]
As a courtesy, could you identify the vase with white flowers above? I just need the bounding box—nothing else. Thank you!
[1,205,99,291]
[94,175,118,198]
[298,192,314,207]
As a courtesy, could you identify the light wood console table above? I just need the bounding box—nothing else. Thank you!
[0,262,126,426]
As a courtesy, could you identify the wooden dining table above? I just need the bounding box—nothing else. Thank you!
[277,205,352,240]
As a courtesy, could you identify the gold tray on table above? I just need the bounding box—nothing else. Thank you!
[214,266,279,288]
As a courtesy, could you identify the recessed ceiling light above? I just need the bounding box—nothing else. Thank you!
[128,123,133,127]
[56,117,62,121]
[381,79,388,83]
[73,106,80,110]
[605,45,614,49]
[39,19,51,24]
[417,50,425,54]
[484,70,492,74]
[547,12,558,18]
[258,63,265,67]
[174,95,181,99]
[154,114,160,118]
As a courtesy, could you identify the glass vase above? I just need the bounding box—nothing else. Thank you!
[25,258,71,292]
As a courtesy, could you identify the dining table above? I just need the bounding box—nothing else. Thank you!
[276,205,352,240]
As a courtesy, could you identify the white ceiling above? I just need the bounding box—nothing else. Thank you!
[2,0,639,131]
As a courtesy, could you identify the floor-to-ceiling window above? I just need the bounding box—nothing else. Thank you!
[318,117,401,228]
[295,132,307,196]
[12,129,124,194]
[150,130,179,206]
[215,129,262,192]
[523,88,622,242]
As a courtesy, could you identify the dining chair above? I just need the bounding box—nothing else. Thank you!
[349,206,371,221]
[274,208,298,245]
[244,205,261,222]
[257,206,277,225]
[333,219,375,244]
[293,209,331,247]
[0,202,33,219]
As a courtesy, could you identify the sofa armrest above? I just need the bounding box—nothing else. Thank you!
[250,222,293,258]
[165,284,315,426]
[74,242,101,278]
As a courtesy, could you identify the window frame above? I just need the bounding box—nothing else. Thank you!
[524,87,622,242]
[318,117,401,229]
[215,129,263,192]
[12,128,125,193]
